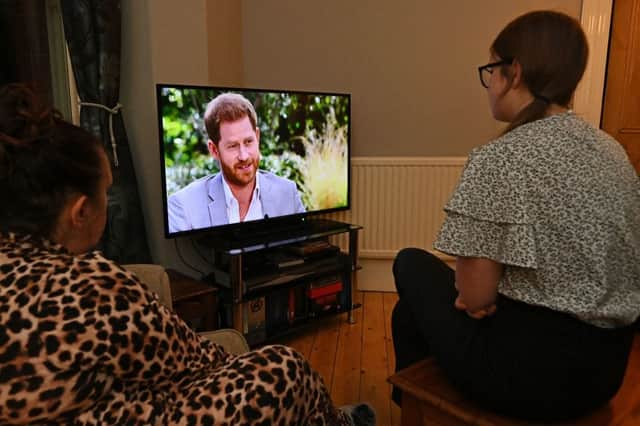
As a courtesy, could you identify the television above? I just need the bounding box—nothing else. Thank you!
[156,83,351,242]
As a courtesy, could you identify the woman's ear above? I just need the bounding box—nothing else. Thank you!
[49,193,91,252]
[509,60,525,89]
[68,194,91,228]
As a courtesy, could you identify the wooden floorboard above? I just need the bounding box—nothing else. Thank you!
[274,290,399,423]
[331,289,364,406]
[360,292,392,425]
[308,313,342,391]
[274,292,640,426]
[278,322,317,359]
[384,292,401,426]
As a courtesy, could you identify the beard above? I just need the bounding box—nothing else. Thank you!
[220,156,260,188]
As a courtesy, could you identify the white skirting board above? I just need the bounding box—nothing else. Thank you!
[355,254,456,293]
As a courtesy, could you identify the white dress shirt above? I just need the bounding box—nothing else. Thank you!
[221,172,264,223]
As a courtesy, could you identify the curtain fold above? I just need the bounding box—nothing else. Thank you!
[61,0,151,263]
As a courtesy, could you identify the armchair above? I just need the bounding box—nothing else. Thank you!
[123,264,249,355]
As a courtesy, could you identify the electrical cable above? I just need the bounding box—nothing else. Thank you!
[174,239,205,276]
[190,238,216,268]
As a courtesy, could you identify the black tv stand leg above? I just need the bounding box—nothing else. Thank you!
[230,254,243,334]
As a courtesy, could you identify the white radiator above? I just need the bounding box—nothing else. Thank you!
[324,157,466,291]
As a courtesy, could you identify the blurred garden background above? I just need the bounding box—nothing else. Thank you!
[161,87,349,211]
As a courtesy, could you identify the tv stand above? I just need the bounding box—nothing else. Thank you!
[200,219,362,346]
[197,218,352,251]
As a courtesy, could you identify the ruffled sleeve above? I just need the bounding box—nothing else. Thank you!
[433,144,538,268]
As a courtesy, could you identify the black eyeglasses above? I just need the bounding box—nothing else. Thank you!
[478,58,512,88]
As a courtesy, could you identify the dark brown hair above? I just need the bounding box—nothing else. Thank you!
[0,84,105,238]
[492,10,588,133]
[204,93,258,143]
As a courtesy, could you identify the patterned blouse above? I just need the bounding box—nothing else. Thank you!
[434,112,640,328]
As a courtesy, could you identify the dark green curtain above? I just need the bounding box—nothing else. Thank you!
[61,0,150,264]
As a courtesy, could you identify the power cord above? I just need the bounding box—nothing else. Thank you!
[174,239,205,276]
[190,238,216,269]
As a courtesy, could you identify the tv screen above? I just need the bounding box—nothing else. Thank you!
[157,84,351,239]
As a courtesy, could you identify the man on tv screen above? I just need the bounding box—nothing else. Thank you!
[168,93,305,233]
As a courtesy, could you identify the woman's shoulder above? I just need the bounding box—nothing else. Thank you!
[465,131,524,170]
[58,251,156,310]
[1,235,150,305]
[472,112,601,164]
[47,244,148,298]
[74,251,149,290]
[74,250,132,279]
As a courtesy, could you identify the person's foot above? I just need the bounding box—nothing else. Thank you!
[339,403,376,426]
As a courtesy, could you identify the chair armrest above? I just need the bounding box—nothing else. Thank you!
[122,265,249,355]
[122,264,173,310]
[199,329,250,355]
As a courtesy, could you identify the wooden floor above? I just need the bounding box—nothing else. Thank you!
[263,290,640,426]
[276,290,401,426]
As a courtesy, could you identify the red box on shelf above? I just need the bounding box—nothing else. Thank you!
[308,281,343,299]
[308,281,343,315]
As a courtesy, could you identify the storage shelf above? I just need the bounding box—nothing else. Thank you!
[198,218,359,254]
[213,253,350,295]
[203,220,362,346]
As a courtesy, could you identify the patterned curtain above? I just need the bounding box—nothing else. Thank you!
[61,0,151,263]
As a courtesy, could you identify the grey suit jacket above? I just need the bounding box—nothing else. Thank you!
[167,171,306,233]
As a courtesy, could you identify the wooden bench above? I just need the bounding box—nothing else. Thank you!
[388,335,640,425]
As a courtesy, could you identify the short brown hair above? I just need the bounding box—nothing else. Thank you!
[492,10,588,133]
[204,93,258,143]
[0,84,104,238]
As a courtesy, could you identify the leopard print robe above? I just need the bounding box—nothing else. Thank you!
[0,233,352,425]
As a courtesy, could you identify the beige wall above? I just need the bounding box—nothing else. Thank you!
[149,0,209,84]
[121,0,583,266]
[207,1,243,85]
[241,0,582,156]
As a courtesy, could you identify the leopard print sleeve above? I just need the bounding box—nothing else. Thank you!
[73,255,230,385]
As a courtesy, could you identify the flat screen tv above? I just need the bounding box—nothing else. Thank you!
[157,83,351,241]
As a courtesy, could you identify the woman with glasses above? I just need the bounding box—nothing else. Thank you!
[391,10,640,422]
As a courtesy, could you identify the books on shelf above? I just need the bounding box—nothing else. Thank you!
[263,272,346,334]
[207,219,358,346]
[288,285,308,324]
[266,287,289,334]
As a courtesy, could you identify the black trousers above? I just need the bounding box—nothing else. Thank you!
[391,248,635,422]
